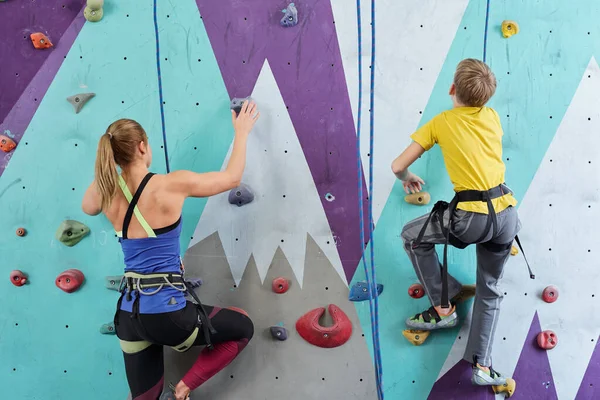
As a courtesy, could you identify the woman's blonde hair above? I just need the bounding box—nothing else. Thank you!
[95,119,148,211]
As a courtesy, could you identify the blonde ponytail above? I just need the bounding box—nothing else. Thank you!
[94,119,148,211]
[95,134,119,211]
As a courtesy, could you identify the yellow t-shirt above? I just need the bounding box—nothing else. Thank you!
[411,106,517,214]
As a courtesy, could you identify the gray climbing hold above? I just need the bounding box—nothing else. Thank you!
[55,220,90,247]
[280,3,298,27]
[67,93,95,113]
[105,275,124,291]
[270,326,288,341]
[100,322,116,335]
[230,97,252,116]
[228,183,254,207]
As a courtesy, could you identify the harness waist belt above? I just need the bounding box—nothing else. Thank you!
[413,184,534,308]
[123,272,185,291]
[116,271,218,350]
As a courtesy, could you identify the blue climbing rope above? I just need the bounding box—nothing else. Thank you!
[482,0,491,62]
[153,0,170,172]
[355,0,384,398]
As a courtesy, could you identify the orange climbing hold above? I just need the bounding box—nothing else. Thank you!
[0,135,16,153]
[30,32,53,49]
[16,227,26,237]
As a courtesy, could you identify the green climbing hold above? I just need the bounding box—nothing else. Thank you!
[55,220,90,247]
[84,6,103,22]
[100,322,116,335]
[105,275,123,291]
[87,0,104,9]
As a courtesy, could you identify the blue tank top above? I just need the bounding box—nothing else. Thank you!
[116,173,187,314]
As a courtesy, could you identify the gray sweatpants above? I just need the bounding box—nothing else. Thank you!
[401,205,521,366]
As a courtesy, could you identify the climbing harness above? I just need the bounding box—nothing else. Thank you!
[356,0,384,398]
[153,0,170,172]
[113,173,216,350]
[412,184,535,308]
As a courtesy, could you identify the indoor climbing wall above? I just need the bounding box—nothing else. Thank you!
[1,0,600,400]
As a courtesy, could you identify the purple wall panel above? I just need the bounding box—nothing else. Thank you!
[194,0,369,281]
[0,1,85,175]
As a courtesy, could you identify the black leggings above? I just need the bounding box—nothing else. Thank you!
[115,301,254,399]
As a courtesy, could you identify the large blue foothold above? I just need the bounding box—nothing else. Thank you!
[230,97,252,116]
[228,183,254,207]
[280,3,298,27]
[270,326,288,341]
[348,281,384,302]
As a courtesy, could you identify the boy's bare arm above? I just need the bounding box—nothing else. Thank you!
[391,142,426,178]
[392,142,427,194]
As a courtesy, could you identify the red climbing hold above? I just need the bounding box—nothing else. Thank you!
[542,285,559,303]
[408,283,425,299]
[30,32,53,49]
[10,270,27,287]
[16,227,26,237]
[227,306,249,317]
[537,330,558,350]
[0,135,16,153]
[272,277,289,294]
[296,304,352,348]
[55,269,85,293]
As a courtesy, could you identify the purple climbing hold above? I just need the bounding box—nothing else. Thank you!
[230,97,252,116]
[229,183,254,207]
[185,278,203,289]
[280,3,298,27]
[348,281,383,302]
[270,326,288,341]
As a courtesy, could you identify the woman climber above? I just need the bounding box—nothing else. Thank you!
[82,100,260,400]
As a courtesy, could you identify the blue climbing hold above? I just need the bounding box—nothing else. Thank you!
[348,281,383,302]
[280,3,298,27]
[230,97,252,116]
[270,326,288,341]
[228,183,254,207]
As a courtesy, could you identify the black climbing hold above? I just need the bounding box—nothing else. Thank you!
[67,93,95,114]
[230,97,252,116]
[228,183,254,207]
[55,220,90,247]
[270,326,288,341]
[280,3,298,27]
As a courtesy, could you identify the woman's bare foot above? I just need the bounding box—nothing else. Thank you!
[174,381,191,400]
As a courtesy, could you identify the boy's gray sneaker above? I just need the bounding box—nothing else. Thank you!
[471,365,508,386]
[405,306,458,330]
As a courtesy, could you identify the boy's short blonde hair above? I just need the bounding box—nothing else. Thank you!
[453,59,496,107]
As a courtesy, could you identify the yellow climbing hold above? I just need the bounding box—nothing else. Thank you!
[405,192,431,206]
[511,245,518,256]
[502,21,519,38]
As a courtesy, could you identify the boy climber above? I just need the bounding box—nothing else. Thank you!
[391,58,526,387]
